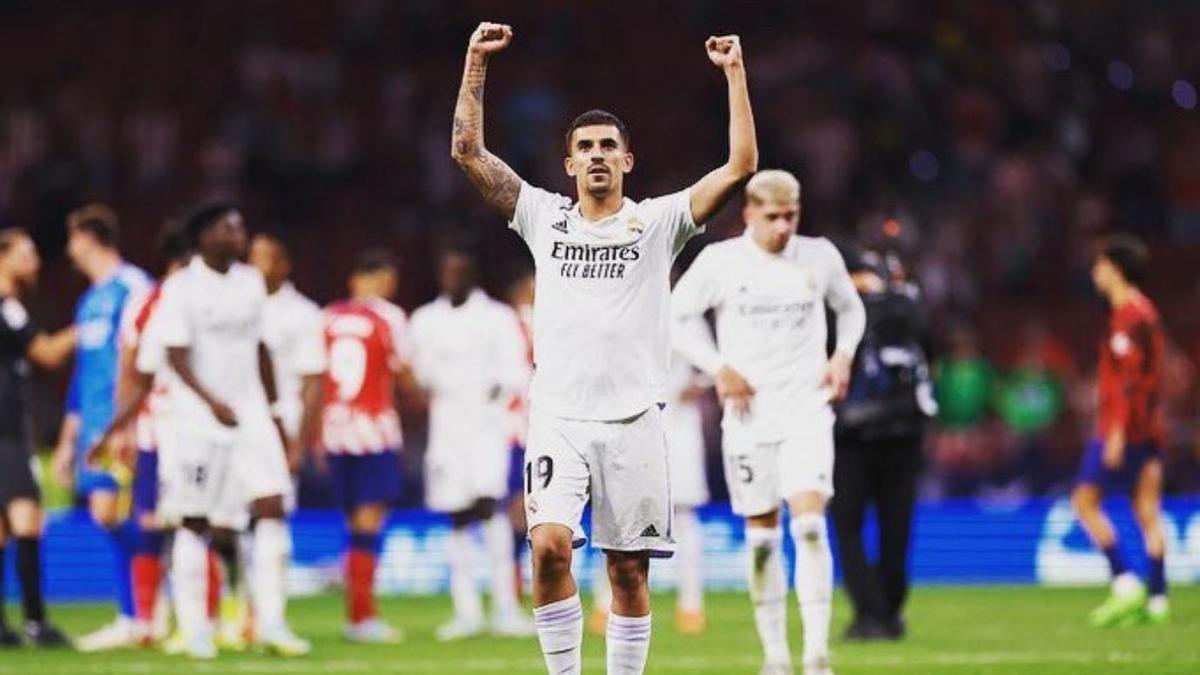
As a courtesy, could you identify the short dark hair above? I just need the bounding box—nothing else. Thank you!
[67,203,120,248]
[1097,234,1148,286]
[565,109,630,152]
[437,233,481,266]
[352,248,397,276]
[157,217,192,265]
[183,200,238,247]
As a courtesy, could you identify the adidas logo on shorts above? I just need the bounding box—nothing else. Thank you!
[640,524,660,538]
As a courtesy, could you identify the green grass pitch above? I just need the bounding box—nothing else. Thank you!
[1,586,1196,674]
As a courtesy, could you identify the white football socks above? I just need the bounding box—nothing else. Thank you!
[251,518,292,635]
[447,527,483,623]
[483,513,520,617]
[791,513,832,665]
[746,526,791,667]
[674,507,704,614]
[172,527,211,639]
[533,594,583,674]
[606,612,652,674]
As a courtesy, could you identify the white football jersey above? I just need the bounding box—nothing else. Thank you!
[509,182,703,421]
[408,289,529,457]
[671,230,866,436]
[261,282,327,438]
[154,257,273,427]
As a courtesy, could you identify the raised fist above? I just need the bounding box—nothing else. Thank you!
[705,35,743,69]
[469,22,513,56]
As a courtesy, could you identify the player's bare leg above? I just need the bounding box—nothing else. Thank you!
[1072,483,1144,626]
[530,524,582,675]
[789,492,833,675]
[5,499,67,647]
[78,489,141,652]
[344,502,400,643]
[745,508,792,674]
[248,495,309,656]
[605,550,653,674]
[1133,460,1168,623]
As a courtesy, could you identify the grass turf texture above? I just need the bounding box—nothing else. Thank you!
[1,586,1196,674]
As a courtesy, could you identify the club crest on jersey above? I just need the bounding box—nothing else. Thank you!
[626,216,645,236]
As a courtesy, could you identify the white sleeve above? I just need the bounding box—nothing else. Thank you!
[493,306,532,396]
[645,189,705,256]
[508,182,570,251]
[153,276,191,349]
[293,303,328,376]
[821,239,866,357]
[670,247,725,376]
[405,310,431,388]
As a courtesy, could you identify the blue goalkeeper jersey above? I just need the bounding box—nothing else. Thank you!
[66,262,151,456]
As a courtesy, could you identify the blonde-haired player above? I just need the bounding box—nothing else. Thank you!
[671,170,865,675]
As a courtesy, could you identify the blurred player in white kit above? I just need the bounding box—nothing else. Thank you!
[153,203,310,659]
[250,233,326,478]
[408,241,534,640]
[451,21,757,675]
[671,170,865,675]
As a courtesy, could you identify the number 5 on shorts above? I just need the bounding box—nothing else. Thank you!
[525,455,554,494]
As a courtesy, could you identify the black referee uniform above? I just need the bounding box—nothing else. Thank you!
[0,293,64,645]
[0,295,42,507]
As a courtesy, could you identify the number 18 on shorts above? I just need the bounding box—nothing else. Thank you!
[523,404,676,558]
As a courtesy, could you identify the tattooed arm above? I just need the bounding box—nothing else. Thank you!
[451,22,523,220]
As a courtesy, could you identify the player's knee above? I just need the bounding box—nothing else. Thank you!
[606,552,649,594]
[529,527,573,582]
[791,513,827,547]
[1133,499,1160,528]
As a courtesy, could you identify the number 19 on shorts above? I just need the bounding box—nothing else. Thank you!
[525,455,554,494]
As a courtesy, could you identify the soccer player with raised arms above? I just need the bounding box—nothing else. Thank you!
[451,21,757,675]
[671,170,866,675]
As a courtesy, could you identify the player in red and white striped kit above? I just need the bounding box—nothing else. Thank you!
[320,249,408,643]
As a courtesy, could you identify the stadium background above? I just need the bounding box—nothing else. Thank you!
[1,0,1198,629]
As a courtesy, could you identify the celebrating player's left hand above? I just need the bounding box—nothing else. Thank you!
[705,35,743,70]
[823,352,853,402]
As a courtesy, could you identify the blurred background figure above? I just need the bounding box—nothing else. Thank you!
[831,239,937,641]
[407,240,534,641]
[53,205,152,652]
[0,228,74,647]
[319,250,409,643]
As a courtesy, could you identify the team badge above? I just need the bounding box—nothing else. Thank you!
[626,216,645,235]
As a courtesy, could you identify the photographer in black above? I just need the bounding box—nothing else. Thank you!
[831,244,936,641]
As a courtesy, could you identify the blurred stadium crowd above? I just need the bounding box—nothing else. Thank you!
[1,0,1198,501]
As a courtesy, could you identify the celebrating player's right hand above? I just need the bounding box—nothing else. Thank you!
[715,365,755,416]
[209,400,239,427]
[468,22,513,56]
